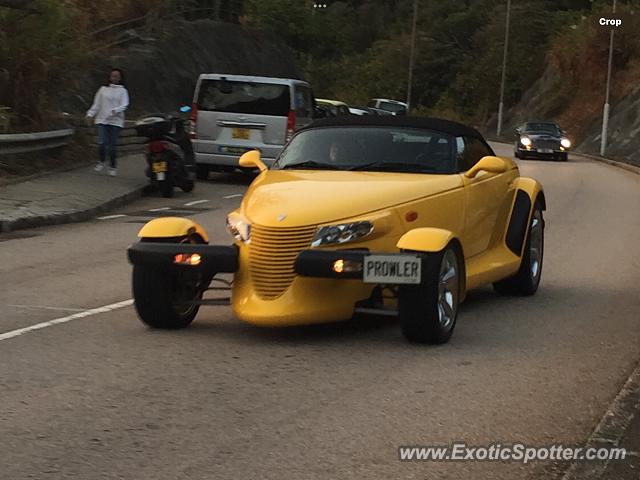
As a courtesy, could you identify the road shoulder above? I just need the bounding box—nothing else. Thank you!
[0,154,147,233]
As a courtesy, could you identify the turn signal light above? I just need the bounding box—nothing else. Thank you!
[333,259,363,274]
[174,253,202,266]
[405,211,418,222]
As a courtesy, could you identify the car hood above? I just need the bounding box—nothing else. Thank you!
[524,132,561,140]
[240,170,463,227]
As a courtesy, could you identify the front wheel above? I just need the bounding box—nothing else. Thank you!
[132,236,206,329]
[493,202,544,296]
[196,164,209,180]
[180,178,195,193]
[399,245,462,344]
[160,176,174,198]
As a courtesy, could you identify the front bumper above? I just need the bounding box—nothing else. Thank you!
[127,242,239,274]
[516,145,568,159]
[128,243,396,327]
[294,249,368,279]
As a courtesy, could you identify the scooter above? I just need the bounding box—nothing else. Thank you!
[135,106,195,198]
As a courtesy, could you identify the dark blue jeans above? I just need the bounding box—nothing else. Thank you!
[97,124,122,168]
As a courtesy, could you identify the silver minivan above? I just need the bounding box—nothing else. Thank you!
[190,74,314,178]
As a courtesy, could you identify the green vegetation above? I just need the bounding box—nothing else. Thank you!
[244,0,612,122]
[0,0,204,131]
[2,0,637,132]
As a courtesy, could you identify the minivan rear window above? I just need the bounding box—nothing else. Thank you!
[197,79,291,116]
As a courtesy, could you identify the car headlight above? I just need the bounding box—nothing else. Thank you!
[561,138,571,148]
[520,137,532,146]
[226,213,251,243]
[311,221,374,247]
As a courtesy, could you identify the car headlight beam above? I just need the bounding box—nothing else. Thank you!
[520,137,532,147]
[312,221,374,247]
[561,138,571,148]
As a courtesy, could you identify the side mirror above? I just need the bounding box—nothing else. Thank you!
[464,156,509,179]
[239,149,268,172]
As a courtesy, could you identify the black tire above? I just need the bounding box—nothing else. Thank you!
[196,164,209,180]
[132,236,206,329]
[493,202,544,296]
[399,244,462,344]
[514,150,520,159]
[559,152,568,162]
[160,177,174,198]
[180,179,195,193]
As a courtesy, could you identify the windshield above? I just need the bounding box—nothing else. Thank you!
[197,79,290,116]
[273,127,455,174]
[524,122,560,134]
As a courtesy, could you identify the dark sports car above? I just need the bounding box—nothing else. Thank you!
[514,121,571,161]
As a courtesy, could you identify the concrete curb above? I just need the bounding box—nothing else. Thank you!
[0,184,146,234]
[561,360,640,480]
[573,151,640,176]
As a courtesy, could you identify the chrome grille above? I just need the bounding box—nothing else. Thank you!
[533,138,560,150]
[249,225,317,299]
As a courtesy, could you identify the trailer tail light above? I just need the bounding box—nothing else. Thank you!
[286,110,296,141]
[147,141,168,154]
[189,102,198,139]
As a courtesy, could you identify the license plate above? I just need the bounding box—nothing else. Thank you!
[232,128,250,140]
[156,171,165,181]
[152,161,167,173]
[539,148,553,153]
[363,254,421,285]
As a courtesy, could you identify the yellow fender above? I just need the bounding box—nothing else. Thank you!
[137,217,209,242]
[511,177,546,210]
[396,227,456,253]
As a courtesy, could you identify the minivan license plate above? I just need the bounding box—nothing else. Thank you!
[363,255,421,284]
[232,128,250,140]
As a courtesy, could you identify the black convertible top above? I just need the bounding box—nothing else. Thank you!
[303,115,485,140]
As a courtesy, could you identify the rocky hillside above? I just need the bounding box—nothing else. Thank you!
[490,6,640,166]
[63,19,302,117]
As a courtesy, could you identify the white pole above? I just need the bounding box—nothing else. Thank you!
[406,0,418,112]
[497,0,511,137]
[600,0,617,156]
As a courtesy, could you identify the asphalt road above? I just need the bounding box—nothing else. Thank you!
[1,144,640,479]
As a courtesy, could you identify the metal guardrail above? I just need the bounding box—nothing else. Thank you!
[0,129,75,155]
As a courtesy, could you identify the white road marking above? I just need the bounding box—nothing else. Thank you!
[8,304,85,312]
[149,207,170,212]
[0,299,134,342]
[223,194,243,199]
[97,214,127,220]
[184,199,209,207]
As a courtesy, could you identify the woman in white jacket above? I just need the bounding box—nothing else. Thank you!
[86,68,129,176]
